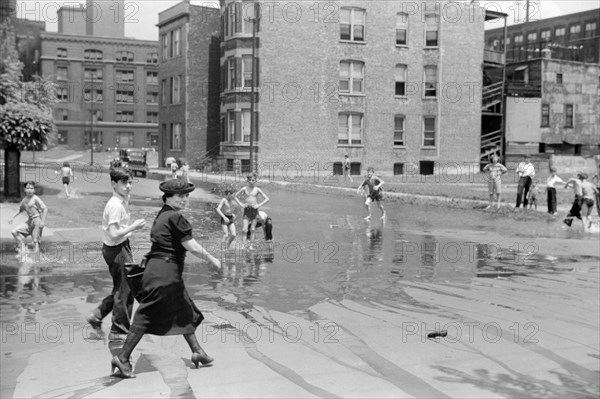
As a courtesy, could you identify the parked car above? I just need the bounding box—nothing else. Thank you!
[119,148,148,178]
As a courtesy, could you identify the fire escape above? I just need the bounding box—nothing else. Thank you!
[481,10,508,166]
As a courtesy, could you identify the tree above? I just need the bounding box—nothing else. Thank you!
[1,20,56,197]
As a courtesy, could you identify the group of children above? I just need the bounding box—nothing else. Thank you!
[483,154,600,232]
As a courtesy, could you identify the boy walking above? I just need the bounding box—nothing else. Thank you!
[343,155,353,183]
[357,167,385,220]
[60,162,74,198]
[482,154,507,209]
[86,168,146,340]
[235,173,269,247]
[8,181,48,255]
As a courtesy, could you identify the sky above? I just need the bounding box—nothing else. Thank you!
[14,0,600,41]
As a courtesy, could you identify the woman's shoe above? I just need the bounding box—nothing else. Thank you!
[191,351,214,368]
[111,356,136,378]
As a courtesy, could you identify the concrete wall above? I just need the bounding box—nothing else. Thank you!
[505,97,541,142]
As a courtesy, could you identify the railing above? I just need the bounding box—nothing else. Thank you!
[482,81,504,108]
[483,49,505,65]
[506,81,541,97]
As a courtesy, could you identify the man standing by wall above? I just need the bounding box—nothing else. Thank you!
[515,154,535,209]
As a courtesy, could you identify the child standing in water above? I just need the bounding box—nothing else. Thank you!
[8,181,48,255]
[216,188,237,249]
[235,173,269,247]
[357,167,385,220]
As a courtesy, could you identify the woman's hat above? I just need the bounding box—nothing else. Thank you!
[577,171,588,180]
[159,179,195,194]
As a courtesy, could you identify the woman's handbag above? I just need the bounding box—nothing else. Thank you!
[124,256,147,299]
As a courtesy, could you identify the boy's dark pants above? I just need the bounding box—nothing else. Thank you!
[547,187,557,214]
[563,196,582,227]
[516,176,532,208]
[94,240,134,334]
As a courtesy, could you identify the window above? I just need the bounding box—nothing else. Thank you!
[225,3,235,37]
[242,2,260,34]
[146,91,158,104]
[56,87,68,101]
[228,58,236,89]
[555,27,565,41]
[146,71,158,85]
[116,51,134,63]
[83,87,103,102]
[585,21,597,38]
[57,48,67,58]
[242,110,251,142]
[420,160,435,175]
[116,70,134,82]
[56,66,68,80]
[569,24,581,40]
[227,111,235,142]
[116,111,134,122]
[171,76,181,104]
[161,79,167,104]
[58,130,68,144]
[527,31,537,43]
[423,65,437,98]
[338,113,363,145]
[241,159,251,173]
[161,34,168,60]
[146,52,158,64]
[94,110,103,121]
[339,61,364,94]
[171,123,182,149]
[116,89,134,103]
[423,116,436,147]
[84,49,102,61]
[173,28,181,56]
[85,131,103,147]
[396,12,408,45]
[395,64,407,96]
[243,55,253,88]
[556,73,563,84]
[425,14,439,47]
[84,68,103,81]
[226,159,234,172]
[340,8,365,42]
[541,104,549,127]
[514,34,523,45]
[394,115,405,146]
[117,132,133,147]
[146,111,159,123]
[61,109,68,120]
[541,29,551,41]
[564,104,573,128]
[393,163,404,175]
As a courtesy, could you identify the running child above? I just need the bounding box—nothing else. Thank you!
[234,173,269,246]
[60,162,74,198]
[9,181,48,254]
[357,167,385,220]
[216,188,237,249]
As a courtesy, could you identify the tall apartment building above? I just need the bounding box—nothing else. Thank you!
[39,0,159,151]
[485,8,600,64]
[157,2,221,167]
[216,0,486,175]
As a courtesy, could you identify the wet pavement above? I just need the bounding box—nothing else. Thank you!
[1,176,599,398]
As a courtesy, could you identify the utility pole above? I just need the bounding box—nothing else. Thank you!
[249,4,258,173]
[525,0,530,22]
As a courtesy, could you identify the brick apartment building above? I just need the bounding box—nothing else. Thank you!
[157,2,221,168]
[485,8,600,64]
[39,0,160,151]
[215,0,486,176]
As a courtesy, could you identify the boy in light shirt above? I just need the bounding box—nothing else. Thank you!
[546,167,565,215]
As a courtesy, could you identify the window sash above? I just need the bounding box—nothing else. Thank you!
[340,8,365,41]
[424,66,437,97]
[394,116,405,145]
[423,117,436,146]
[425,15,438,46]
[541,104,550,127]
[338,113,362,144]
[171,124,182,149]
[395,65,407,95]
[339,61,364,94]
[243,56,253,87]
[565,104,573,127]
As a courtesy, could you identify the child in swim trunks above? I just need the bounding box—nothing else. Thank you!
[216,188,237,249]
[235,173,269,247]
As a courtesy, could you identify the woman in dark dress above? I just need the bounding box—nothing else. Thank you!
[111,179,221,378]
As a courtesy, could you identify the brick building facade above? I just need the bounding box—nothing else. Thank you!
[157,2,221,168]
[217,0,485,176]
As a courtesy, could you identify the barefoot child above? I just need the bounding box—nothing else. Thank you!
[357,167,385,220]
[9,181,48,254]
[60,162,74,198]
[235,173,269,247]
[216,188,237,248]
[482,154,507,209]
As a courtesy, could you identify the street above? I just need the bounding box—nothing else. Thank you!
[0,170,599,398]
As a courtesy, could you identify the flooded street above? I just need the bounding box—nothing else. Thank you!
[1,182,599,398]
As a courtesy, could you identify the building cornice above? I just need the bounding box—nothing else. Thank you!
[56,121,158,128]
[41,32,158,47]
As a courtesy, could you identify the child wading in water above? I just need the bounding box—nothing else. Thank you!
[216,188,237,249]
[9,181,48,255]
[235,173,269,247]
[357,167,385,220]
